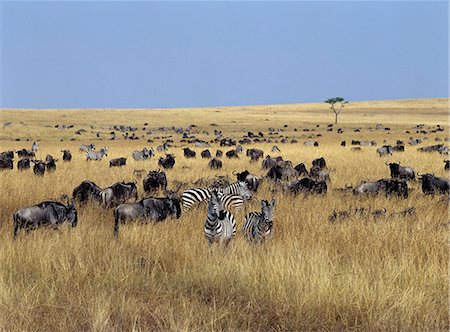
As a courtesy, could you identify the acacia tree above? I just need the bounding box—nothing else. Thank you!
[325,97,348,124]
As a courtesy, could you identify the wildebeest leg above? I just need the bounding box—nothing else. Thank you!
[13,223,20,239]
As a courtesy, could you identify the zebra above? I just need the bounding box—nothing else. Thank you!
[132,147,154,160]
[204,191,236,246]
[242,199,276,242]
[80,143,95,152]
[181,181,251,212]
[31,141,39,153]
[86,147,108,160]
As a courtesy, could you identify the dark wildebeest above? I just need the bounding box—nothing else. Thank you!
[72,180,103,205]
[312,157,327,169]
[226,149,239,158]
[341,141,346,146]
[158,154,175,169]
[13,199,77,239]
[110,157,127,167]
[377,145,393,156]
[267,165,297,182]
[234,170,259,192]
[353,179,408,198]
[418,173,450,195]
[183,148,196,158]
[208,158,223,170]
[32,160,46,175]
[114,194,182,237]
[45,155,57,172]
[417,144,447,153]
[201,149,211,159]
[62,150,72,161]
[262,155,278,170]
[16,149,35,158]
[143,170,167,194]
[1,151,14,159]
[392,145,405,152]
[310,157,330,183]
[386,162,415,181]
[101,181,139,207]
[294,163,308,176]
[445,160,450,171]
[0,156,13,170]
[17,158,30,170]
[247,148,264,162]
[287,178,327,194]
[384,180,409,198]
[215,150,223,157]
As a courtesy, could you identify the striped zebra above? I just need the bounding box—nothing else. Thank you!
[204,191,236,245]
[181,181,251,212]
[80,143,95,152]
[242,199,276,242]
[86,147,108,160]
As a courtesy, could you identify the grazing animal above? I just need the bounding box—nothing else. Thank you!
[201,149,211,159]
[225,149,239,158]
[204,191,236,246]
[62,150,72,161]
[114,195,181,237]
[271,146,281,153]
[294,163,308,176]
[247,148,264,162]
[17,158,30,170]
[262,155,278,170]
[109,157,127,167]
[287,178,327,194]
[86,147,108,160]
[32,160,46,175]
[418,173,450,195]
[13,200,77,239]
[242,199,275,242]
[79,143,95,152]
[0,156,13,170]
[143,170,167,194]
[234,170,259,192]
[72,180,103,205]
[183,147,196,158]
[158,154,175,169]
[267,165,297,181]
[215,150,223,157]
[1,151,14,159]
[16,149,35,158]
[208,158,223,170]
[386,162,415,181]
[31,140,39,153]
[377,145,393,156]
[45,155,57,172]
[181,181,252,212]
[444,160,450,171]
[353,179,408,198]
[101,181,138,207]
[132,147,154,160]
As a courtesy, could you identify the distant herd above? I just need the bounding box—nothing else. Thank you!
[2,121,449,245]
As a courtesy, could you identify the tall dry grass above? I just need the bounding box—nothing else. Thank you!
[0,99,448,331]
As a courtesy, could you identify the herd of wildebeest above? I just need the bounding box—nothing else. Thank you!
[1,121,449,245]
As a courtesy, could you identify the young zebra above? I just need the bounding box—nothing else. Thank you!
[181,181,251,212]
[242,199,276,242]
[204,191,236,245]
[86,147,108,160]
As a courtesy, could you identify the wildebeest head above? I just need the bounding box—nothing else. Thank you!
[234,170,250,182]
[312,157,326,169]
[32,160,46,175]
[208,158,222,170]
[386,162,400,178]
[164,196,182,219]
[444,160,450,171]
[61,150,72,161]
[158,154,175,169]
[65,202,78,227]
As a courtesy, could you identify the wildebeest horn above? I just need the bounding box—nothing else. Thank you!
[385,161,389,165]
[383,208,387,213]
[232,170,238,175]
[397,161,401,165]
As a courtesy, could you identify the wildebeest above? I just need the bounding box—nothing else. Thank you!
[304,141,319,147]
[158,154,175,169]
[418,173,450,195]
[114,194,182,237]
[13,199,77,239]
[384,180,409,198]
[294,163,308,176]
[444,160,450,171]
[45,155,57,172]
[0,155,13,170]
[377,145,393,156]
[247,148,264,162]
[208,158,223,169]
[62,150,72,161]
[17,158,30,170]
[267,165,297,182]
[386,162,415,181]
[32,160,46,175]
[226,149,239,158]
[310,157,330,183]
[183,147,196,158]
[72,180,103,205]
[101,181,138,207]
[312,157,327,169]
[132,147,154,160]
[143,170,167,194]
[109,157,127,167]
[16,148,35,158]
[215,150,223,157]
[1,151,14,159]
[201,149,211,159]
[234,170,259,192]
[353,179,408,198]
[287,178,327,194]
[262,155,278,170]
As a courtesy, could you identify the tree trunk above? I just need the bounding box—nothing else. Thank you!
[334,113,338,124]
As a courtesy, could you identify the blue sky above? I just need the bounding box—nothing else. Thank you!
[1,1,448,108]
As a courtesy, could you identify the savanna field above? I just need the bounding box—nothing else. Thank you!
[0,98,448,331]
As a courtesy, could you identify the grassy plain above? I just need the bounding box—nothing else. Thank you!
[0,98,448,331]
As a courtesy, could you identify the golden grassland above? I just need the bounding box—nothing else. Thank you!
[0,98,449,331]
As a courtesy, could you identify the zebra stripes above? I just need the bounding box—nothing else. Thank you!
[181,181,251,212]
[242,199,276,242]
[86,147,108,160]
[204,191,236,245]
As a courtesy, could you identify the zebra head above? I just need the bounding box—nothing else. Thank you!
[101,147,108,156]
[209,190,225,219]
[236,181,252,200]
[260,199,276,230]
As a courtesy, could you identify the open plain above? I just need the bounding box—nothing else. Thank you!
[0,98,448,331]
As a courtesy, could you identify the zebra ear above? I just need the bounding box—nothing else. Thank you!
[270,199,276,207]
